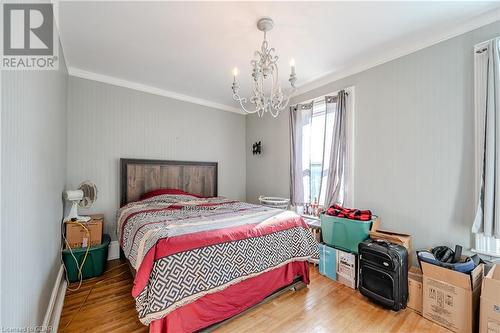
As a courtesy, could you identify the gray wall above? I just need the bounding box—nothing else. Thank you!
[1,50,68,325]
[66,77,246,239]
[246,20,500,252]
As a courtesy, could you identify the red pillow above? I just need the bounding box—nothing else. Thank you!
[140,188,205,200]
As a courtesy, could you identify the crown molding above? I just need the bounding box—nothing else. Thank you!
[67,67,244,114]
[294,9,500,97]
[65,7,499,114]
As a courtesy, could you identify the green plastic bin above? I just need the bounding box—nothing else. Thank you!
[320,213,372,253]
[62,234,110,282]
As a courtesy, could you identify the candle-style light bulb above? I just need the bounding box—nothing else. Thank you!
[290,58,296,75]
[232,68,239,85]
[231,67,239,94]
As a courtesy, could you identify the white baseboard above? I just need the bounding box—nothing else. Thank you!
[42,264,67,333]
[40,242,120,332]
[108,240,120,261]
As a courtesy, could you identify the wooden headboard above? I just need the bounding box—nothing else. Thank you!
[120,158,218,206]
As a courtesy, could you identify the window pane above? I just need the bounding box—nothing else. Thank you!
[306,100,327,204]
[311,114,325,164]
[301,113,311,204]
[299,98,344,208]
[320,102,336,206]
[310,163,322,204]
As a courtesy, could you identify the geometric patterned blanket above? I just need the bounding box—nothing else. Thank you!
[116,194,319,325]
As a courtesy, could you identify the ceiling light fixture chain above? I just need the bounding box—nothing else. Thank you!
[231,17,297,118]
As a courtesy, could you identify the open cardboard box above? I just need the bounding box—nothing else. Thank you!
[420,259,483,333]
[65,214,104,248]
[370,216,381,232]
[369,218,412,266]
[479,264,500,333]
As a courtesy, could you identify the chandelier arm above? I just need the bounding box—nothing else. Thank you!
[269,109,280,118]
[277,93,292,110]
[272,64,279,94]
[233,94,261,114]
[253,77,261,105]
[276,84,297,110]
[269,65,277,106]
[277,82,295,109]
[262,77,269,117]
[270,63,285,110]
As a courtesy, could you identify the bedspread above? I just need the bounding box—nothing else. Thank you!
[117,194,319,325]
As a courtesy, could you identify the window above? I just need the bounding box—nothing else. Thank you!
[290,88,354,214]
[302,100,337,206]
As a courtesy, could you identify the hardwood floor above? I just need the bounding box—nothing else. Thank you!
[60,260,449,333]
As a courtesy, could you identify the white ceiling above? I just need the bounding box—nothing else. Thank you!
[58,1,500,113]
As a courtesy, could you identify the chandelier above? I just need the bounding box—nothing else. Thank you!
[231,17,297,118]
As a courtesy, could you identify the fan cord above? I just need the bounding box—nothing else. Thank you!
[61,263,128,331]
[63,221,92,292]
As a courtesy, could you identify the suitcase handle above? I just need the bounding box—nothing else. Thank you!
[373,239,392,247]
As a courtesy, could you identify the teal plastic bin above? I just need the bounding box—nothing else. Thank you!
[319,243,337,280]
[320,213,372,253]
[62,234,110,282]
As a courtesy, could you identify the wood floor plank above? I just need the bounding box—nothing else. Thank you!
[60,260,450,333]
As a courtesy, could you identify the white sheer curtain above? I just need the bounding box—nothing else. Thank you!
[289,102,314,206]
[472,37,500,254]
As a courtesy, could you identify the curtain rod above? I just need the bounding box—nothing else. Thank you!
[295,89,350,106]
[474,36,499,54]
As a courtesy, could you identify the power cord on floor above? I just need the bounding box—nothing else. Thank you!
[61,263,129,331]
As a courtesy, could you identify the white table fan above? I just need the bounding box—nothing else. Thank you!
[63,181,98,221]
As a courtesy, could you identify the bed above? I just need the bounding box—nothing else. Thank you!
[118,158,319,333]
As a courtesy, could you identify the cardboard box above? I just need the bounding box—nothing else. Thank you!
[479,264,500,333]
[370,216,381,232]
[336,248,358,289]
[65,214,103,249]
[421,260,483,333]
[408,266,423,314]
[369,229,412,266]
[319,243,337,280]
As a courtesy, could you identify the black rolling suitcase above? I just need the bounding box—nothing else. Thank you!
[358,239,408,311]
